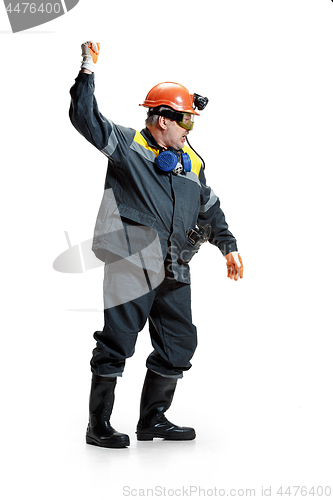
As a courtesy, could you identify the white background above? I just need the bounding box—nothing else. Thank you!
[1,0,333,498]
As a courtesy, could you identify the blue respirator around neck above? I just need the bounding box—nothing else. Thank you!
[156,149,191,174]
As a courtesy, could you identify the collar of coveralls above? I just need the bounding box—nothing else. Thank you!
[142,127,185,154]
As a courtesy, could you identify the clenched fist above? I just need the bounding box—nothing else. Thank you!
[81,41,100,73]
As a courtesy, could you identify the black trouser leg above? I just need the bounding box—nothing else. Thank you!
[146,280,197,378]
[86,374,130,448]
[136,370,196,441]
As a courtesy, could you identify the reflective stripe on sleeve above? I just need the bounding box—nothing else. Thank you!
[101,122,118,158]
[200,189,218,213]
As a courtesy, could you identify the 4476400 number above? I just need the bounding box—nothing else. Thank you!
[277,486,331,497]
[6,3,61,14]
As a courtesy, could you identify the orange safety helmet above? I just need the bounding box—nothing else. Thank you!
[140,82,200,116]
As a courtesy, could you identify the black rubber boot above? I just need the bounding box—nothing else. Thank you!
[136,370,196,441]
[86,374,130,448]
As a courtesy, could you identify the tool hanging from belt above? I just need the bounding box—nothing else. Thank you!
[177,224,211,264]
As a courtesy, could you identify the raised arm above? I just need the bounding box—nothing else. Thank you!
[69,41,112,151]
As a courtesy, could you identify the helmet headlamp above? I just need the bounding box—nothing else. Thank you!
[192,93,209,111]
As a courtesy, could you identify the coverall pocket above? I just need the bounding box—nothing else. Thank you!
[117,203,157,228]
[117,203,159,256]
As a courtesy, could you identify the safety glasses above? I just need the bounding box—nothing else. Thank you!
[148,108,195,130]
[177,113,195,131]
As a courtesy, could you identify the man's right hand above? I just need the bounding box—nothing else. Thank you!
[225,251,244,281]
[81,41,100,73]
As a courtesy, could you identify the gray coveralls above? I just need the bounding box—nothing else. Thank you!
[69,72,238,378]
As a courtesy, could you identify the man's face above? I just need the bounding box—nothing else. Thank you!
[162,118,190,150]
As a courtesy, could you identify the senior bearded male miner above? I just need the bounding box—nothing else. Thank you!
[69,41,244,449]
